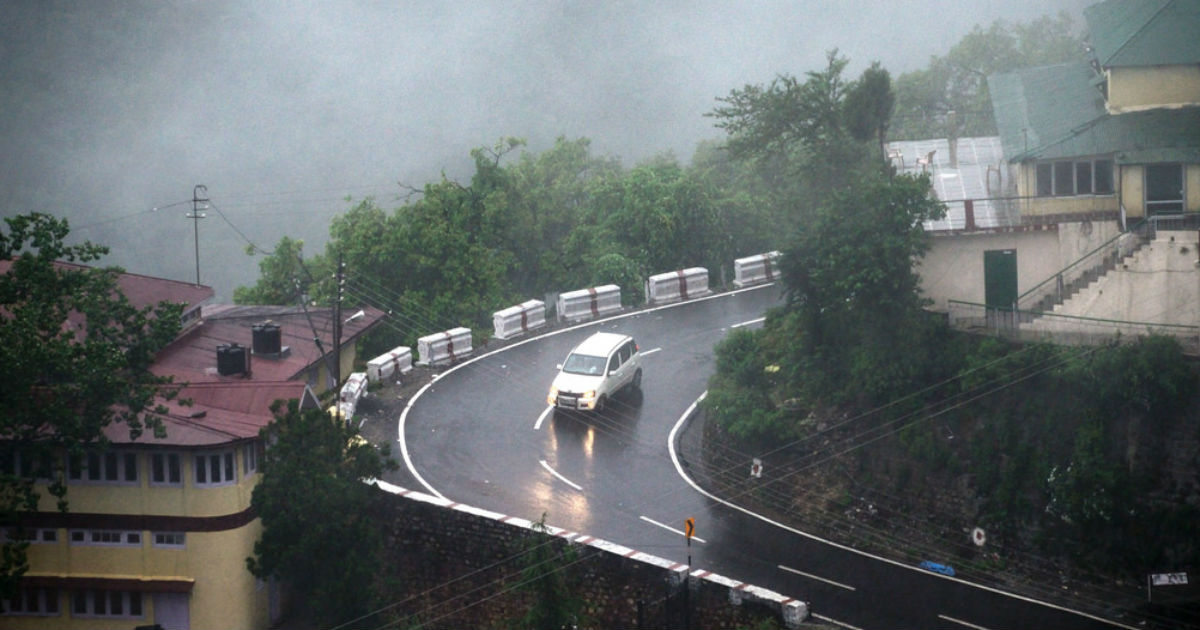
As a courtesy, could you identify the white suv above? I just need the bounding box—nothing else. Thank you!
[547,332,642,412]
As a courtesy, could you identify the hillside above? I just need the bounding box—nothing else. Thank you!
[688,335,1200,628]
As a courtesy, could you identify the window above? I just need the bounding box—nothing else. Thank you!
[72,590,142,618]
[195,451,236,486]
[69,529,142,547]
[1,528,57,544]
[153,532,186,548]
[151,453,182,486]
[2,587,58,616]
[69,450,138,484]
[243,441,258,475]
[1036,158,1113,197]
[0,449,55,480]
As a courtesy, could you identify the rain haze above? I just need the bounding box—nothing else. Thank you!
[1,0,1091,300]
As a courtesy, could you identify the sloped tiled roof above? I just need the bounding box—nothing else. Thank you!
[1085,0,1200,68]
[989,61,1200,163]
[150,304,385,383]
[109,381,319,447]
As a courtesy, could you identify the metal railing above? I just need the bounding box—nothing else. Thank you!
[1015,218,1148,316]
[948,300,1200,355]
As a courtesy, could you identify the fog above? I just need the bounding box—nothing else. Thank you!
[1,0,1090,301]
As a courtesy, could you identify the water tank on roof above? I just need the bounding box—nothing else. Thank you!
[217,343,249,376]
[251,322,282,355]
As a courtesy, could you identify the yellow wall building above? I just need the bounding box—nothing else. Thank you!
[2,280,383,629]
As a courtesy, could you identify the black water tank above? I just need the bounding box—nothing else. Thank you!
[251,322,281,355]
[216,343,248,375]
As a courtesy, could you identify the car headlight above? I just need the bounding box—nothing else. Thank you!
[580,390,596,401]
[547,387,558,405]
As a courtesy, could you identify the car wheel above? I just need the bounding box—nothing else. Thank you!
[631,369,642,391]
[596,395,607,413]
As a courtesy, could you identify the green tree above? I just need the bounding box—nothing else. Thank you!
[842,61,895,155]
[232,236,323,305]
[778,173,946,407]
[0,213,183,597]
[891,13,1082,139]
[514,513,587,630]
[247,399,397,628]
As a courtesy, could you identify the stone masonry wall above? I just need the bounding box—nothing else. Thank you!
[368,480,808,629]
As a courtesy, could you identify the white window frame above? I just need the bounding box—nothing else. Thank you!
[1035,157,1114,197]
[150,452,183,486]
[194,451,237,487]
[71,589,143,619]
[1,528,57,544]
[243,441,259,475]
[68,450,139,485]
[152,531,186,548]
[69,529,142,547]
[2,587,59,616]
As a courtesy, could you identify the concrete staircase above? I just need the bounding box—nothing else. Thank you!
[1023,231,1200,340]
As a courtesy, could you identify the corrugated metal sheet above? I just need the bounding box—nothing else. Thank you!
[885,136,1020,230]
[1085,0,1200,68]
[989,63,1107,162]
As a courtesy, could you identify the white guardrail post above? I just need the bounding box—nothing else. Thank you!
[492,299,547,340]
[366,345,413,383]
[556,284,622,322]
[417,327,473,366]
[645,267,710,305]
[337,371,368,419]
[733,251,781,288]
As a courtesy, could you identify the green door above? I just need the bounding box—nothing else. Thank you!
[984,249,1017,310]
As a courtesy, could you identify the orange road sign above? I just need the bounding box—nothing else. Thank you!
[684,517,695,540]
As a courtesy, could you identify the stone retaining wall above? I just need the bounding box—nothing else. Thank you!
[370,480,808,629]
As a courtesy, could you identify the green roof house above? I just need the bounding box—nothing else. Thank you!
[988,0,1200,221]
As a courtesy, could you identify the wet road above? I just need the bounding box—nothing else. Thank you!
[392,285,1122,629]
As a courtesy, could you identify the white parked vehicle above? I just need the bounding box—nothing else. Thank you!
[547,332,642,412]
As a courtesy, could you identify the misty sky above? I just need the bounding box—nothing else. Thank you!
[1,0,1091,301]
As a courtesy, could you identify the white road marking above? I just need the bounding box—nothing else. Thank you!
[812,613,864,630]
[534,405,553,430]
[640,347,662,356]
[778,564,856,591]
[667,394,1139,630]
[938,614,992,630]
[639,515,707,543]
[731,316,766,328]
[400,282,775,500]
[539,459,582,491]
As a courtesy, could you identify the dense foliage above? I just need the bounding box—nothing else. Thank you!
[247,399,397,628]
[0,213,183,597]
[890,12,1084,139]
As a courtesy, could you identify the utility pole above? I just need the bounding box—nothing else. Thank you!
[332,252,344,386]
[187,185,208,285]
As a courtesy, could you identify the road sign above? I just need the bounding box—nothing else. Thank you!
[1151,572,1189,586]
[684,517,695,540]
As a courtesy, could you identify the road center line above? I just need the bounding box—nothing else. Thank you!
[937,614,991,630]
[731,316,766,328]
[640,347,662,356]
[639,515,707,543]
[538,459,582,491]
[533,405,553,430]
[811,613,864,630]
[777,564,856,591]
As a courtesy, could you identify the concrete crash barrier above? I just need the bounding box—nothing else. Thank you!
[557,284,621,322]
[417,327,473,366]
[366,346,413,383]
[492,299,546,340]
[337,372,368,419]
[733,251,781,288]
[645,267,711,305]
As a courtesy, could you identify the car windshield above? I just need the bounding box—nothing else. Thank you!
[563,353,607,376]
